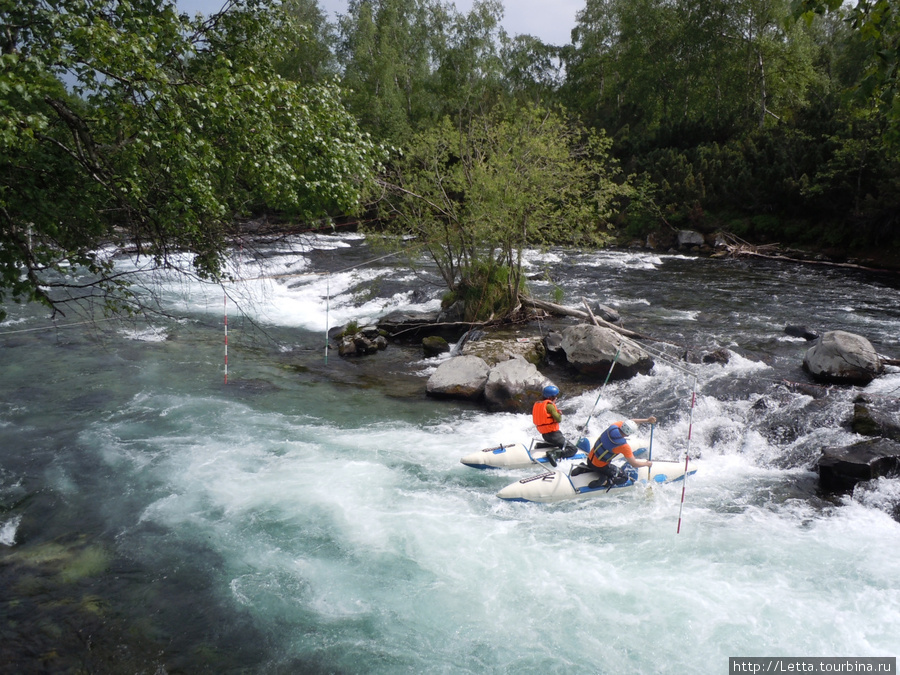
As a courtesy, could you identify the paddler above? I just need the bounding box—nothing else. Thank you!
[579,416,657,488]
[531,385,578,467]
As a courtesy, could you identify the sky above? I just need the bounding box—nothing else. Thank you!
[177,0,582,46]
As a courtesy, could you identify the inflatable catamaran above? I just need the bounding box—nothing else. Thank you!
[495,456,695,503]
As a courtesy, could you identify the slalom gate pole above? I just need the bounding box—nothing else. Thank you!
[676,378,698,534]
[324,275,330,366]
[224,292,228,385]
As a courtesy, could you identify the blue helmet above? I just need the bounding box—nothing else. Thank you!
[542,385,560,399]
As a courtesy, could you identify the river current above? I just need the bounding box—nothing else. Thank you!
[1,233,899,673]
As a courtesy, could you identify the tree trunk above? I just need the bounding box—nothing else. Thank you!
[518,294,648,340]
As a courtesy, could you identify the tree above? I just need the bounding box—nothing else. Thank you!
[795,0,900,145]
[337,0,441,143]
[276,0,340,84]
[0,0,383,320]
[564,0,820,143]
[378,103,634,321]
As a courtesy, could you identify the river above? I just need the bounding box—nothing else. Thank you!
[1,232,898,673]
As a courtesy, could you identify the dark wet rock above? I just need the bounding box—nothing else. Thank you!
[702,348,731,365]
[543,330,564,356]
[802,330,883,385]
[818,438,900,493]
[560,324,654,379]
[377,310,468,342]
[683,349,702,364]
[425,355,490,401]
[592,303,621,324]
[422,335,450,358]
[784,325,819,341]
[751,397,769,411]
[483,356,549,413]
[337,325,387,357]
[851,395,900,441]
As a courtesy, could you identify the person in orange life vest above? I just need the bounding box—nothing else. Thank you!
[531,384,578,467]
[582,417,657,488]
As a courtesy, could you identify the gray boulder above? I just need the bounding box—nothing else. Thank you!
[425,355,490,401]
[560,324,654,379]
[483,356,549,413]
[677,230,705,248]
[803,330,883,385]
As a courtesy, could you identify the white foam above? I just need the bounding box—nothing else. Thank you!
[0,515,21,546]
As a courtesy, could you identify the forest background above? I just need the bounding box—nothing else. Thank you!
[313,0,900,263]
[2,0,898,322]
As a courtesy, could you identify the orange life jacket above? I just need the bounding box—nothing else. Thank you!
[532,399,560,434]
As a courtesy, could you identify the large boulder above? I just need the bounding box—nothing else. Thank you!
[802,330,883,385]
[560,324,654,379]
[818,438,900,493]
[483,356,549,413]
[425,355,490,401]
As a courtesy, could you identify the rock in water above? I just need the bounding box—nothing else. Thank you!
[802,330,883,385]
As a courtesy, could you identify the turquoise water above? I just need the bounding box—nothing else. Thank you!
[1,235,899,672]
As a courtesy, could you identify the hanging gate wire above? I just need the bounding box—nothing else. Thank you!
[582,328,700,532]
[579,346,621,437]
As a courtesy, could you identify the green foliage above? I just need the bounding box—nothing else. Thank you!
[377,103,634,319]
[0,0,383,318]
[795,0,900,145]
[442,262,512,322]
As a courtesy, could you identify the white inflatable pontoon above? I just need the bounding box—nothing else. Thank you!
[460,437,651,471]
[495,457,695,503]
[459,438,588,470]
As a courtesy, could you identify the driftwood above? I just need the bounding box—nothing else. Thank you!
[719,232,897,274]
[519,294,649,340]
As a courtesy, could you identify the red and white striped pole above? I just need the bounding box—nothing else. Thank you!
[676,381,697,533]
[224,292,228,385]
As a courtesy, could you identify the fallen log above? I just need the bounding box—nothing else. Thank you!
[519,294,649,340]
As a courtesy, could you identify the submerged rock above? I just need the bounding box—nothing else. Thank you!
[851,395,900,441]
[784,325,819,341]
[818,438,900,493]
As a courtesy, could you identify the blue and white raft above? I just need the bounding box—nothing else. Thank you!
[459,438,590,470]
[495,457,696,503]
